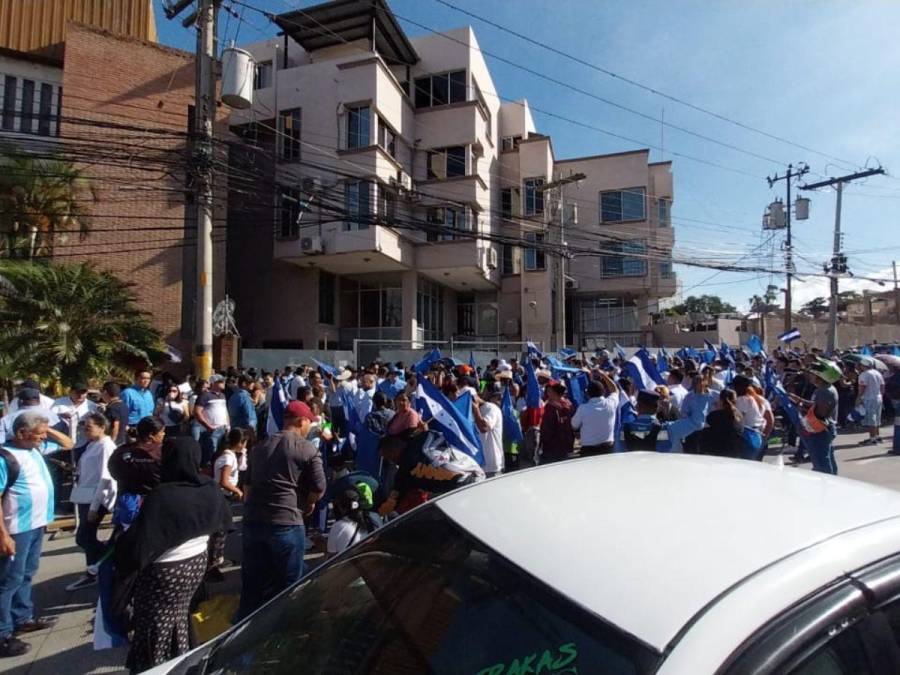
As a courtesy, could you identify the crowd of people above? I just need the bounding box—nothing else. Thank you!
[0,342,898,670]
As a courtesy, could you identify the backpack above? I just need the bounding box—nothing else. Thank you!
[0,448,21,499]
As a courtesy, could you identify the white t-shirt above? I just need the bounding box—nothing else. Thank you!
[213,449,243,489]
[737,396,764,431]
[479,402,504,474]
[71,436,117,511]
[7,393,56,414]
[668,384,688,411]
[155,534,210,564]
[52,396,98,445]
[859,369,885,402]
[571,394,617,446]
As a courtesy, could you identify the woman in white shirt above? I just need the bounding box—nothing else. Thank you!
[213,428,247,501]
[155,385,190,437]
[733,376,774,461]
[66,412,118,591]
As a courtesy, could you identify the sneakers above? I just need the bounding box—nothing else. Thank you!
[65,573,97,592]
[0,636,30,658]
[14,617,57,634]
[859,438,878,446]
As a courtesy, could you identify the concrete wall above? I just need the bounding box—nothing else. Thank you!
[652,319,743,348]
[741,317,900,351]
[241,348,355,371]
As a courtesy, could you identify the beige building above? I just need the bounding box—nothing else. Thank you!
[225,0,676,356]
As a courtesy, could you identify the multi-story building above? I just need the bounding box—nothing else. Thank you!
[218,0,676,355]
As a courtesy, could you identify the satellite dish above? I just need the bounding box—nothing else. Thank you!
[213,296,240,337]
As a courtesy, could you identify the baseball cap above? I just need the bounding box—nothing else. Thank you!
[209,374,226,383]
[18,388,40,402]
[285,400,316,422]
[72,382,89,393]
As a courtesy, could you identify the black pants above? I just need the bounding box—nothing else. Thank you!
[75,503,108,568]
[580,442,615,456]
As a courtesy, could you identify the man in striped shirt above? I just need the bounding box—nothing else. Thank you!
[0,411,66,657]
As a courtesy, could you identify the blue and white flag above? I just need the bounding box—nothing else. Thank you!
[567,372,589,407]
[747,334,763,355]
[416,379,484,465]
[469,350,477,370]
[312,358,339,378]
[893,345,900,356]
[558,347,577,360]
[266,379,288,436]
[524,359,542,408]
[634,348,665,386]
[501,385,523,444]
[860,344,873,356]
[622,354,658,391]
[452,391,474,419]
[414,347,442,375]
[657,348,669,375]
[340,387,362,437]
[526,340,544,360]
[613,342,627,361]
[778,328,802,343]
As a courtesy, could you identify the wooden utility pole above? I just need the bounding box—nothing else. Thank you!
[767,163,809,333]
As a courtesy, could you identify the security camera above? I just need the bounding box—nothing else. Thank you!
[529,301,538,309]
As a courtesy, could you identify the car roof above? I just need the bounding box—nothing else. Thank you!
[435,453,900,652]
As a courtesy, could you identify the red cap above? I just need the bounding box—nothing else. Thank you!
[285,400,316,422]
[457,364,473,375]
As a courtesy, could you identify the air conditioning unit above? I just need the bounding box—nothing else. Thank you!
[565,278,579,290]
[487,247,498,269]
[396,170,413,192]
[300,236,323,254]
[301,176,321,192]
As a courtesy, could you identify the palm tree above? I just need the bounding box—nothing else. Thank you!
[0,145,97,259]
[0,260,165,386]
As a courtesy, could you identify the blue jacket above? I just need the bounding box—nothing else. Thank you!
[227,389,257,430]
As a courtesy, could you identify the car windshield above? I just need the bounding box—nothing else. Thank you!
[202,505,661,674]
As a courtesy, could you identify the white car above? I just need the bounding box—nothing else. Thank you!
[150,453,900,674]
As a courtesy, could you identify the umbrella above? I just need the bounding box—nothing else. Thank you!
[875,354,900,370]
[845,353,888,372]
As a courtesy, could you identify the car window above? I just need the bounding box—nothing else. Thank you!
[205,505,661,674]
[787,625,871,674]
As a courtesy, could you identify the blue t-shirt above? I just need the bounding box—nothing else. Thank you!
[121,386,155,425]
[0,445,55,535]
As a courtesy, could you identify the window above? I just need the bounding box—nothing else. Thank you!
[253,60,273,90]
[202,506,661,674]
[417,279,444,339]
[579,298,638,334]
[457,294,499,336]
[413,70,466,108]
[346,105,370,149]
[378,187,396,223]
[2,76,15,130]
[502,243,516,275]
[345,180,372,230]
[20,79,34,134]
[601,241,648,278]
[659,260,673,279]
[524,232,546,270]
[601,187,646,223]
[500,188,513,219]
[427,146,466,180]
[278,188,301,239]
[657,197,671,227]
[377,117,396,158]
[37,83,53,136]
[501,135,522,151]
[341,279,403,334]
[524,177,544,216]
[278,108,301,160]
[318,272,335,324]
[426,206,469,242]
[472,77,491,140]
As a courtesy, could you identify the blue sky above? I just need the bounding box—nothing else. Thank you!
[155,0,900,310]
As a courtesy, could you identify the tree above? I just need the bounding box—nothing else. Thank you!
[801,296,829,318]
[0,261,164,386]
[669,294,737,316]
[748,284,781,314]
[0,145,97,259]
[837,290,862,312]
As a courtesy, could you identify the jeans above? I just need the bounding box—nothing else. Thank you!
[891,400,900,455]
[0,527,44,638]
[199,426,227,466]
[236,522,305,621]
[75,503,108,568]
[806,426,838,475]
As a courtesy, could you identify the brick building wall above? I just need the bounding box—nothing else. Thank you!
[55,23,227,357]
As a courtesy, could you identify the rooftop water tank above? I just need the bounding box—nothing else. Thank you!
[221,47,254,110]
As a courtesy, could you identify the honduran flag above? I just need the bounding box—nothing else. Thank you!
[657,348,669,375]
[778,328,802,343]
[526,340,544,360]
[414,347,442,375]
[524,359,542,408]
[266,379,288,436]
[501,385,523,444]
[416,378,484,465]
[622,353,658,391]
[747,334,764,355]
[634,348,665,386]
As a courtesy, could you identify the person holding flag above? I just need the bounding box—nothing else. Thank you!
[788,358,841,474]
[518,360,544,468]
[473,386,504,477]
[571,373,618,456]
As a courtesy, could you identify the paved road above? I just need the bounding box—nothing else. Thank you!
[2,422,898,674]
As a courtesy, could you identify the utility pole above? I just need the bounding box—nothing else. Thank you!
[893,260,899,325]
[164,0,217,379]
[767,163,809,332]
[799,166,885,353]
[541,171,585,350]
